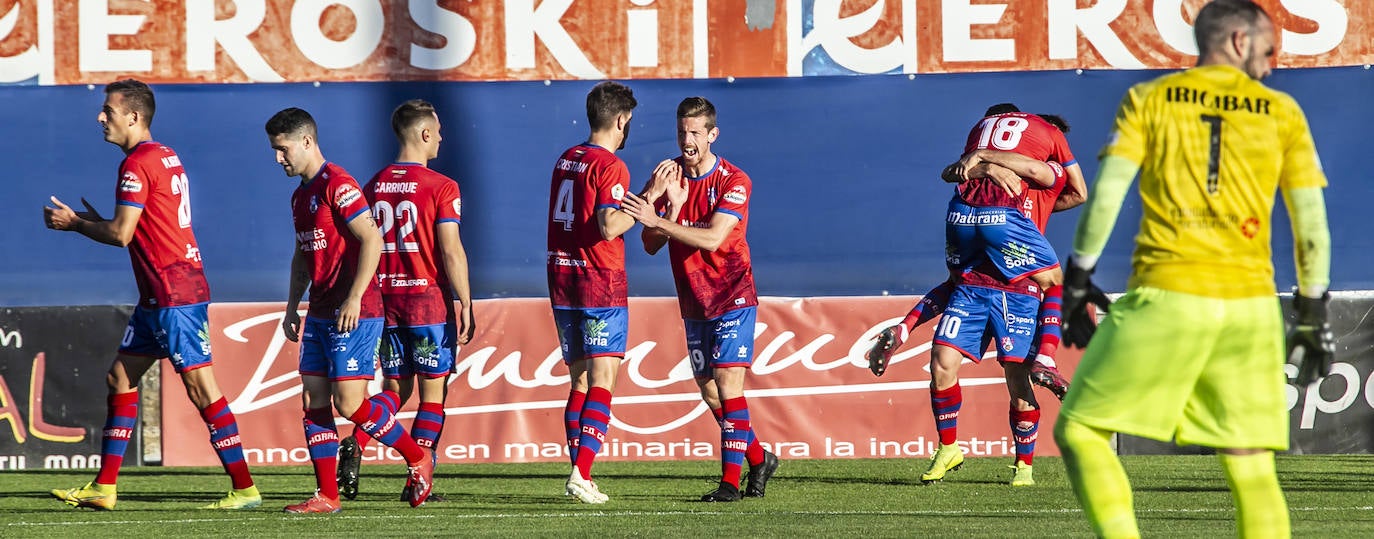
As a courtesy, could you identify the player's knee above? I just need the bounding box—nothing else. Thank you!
[1055,417,1110,455]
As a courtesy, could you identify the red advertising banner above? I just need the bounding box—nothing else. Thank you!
[161,297,1079,467]
[2,0,1370,85]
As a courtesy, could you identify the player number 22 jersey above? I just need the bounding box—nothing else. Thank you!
[115,141,210,308]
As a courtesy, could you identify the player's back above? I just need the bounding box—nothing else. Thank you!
[546,144,630,308]
[1101,65,1326,298]
[957,113,1075,209]
[117,141,209,308]
[365,163,462,326]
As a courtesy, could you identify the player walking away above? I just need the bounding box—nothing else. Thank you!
[1055,1,1332,537]
[548,81,639,504]
[265,108,436,513]
[335,99,475,503]
[44,79,261,511]
[621,97,780,502]
[337,99,476,503]
[866,110,1086,401]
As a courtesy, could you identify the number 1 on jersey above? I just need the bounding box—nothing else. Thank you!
[552,179,576,231]
[1200,114,1222,194]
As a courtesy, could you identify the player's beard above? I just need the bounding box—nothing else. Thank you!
[618,122,631,150]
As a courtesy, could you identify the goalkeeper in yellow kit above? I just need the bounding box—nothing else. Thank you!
[1055,1,1334,538]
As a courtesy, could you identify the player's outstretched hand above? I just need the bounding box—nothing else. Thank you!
[44,196,79,230]
[78,198,106,221]
[1288,292,1335,386]
[620,192,660,227]
[1062,261,1111,349]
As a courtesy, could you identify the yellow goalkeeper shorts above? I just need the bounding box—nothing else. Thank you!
[1059,286,1289,451]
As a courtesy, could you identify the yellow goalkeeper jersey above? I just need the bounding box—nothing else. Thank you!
[1100,64,1327,298]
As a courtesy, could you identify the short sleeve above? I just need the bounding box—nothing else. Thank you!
[714,170,751,220]
[436,177,462,224]
[332,178,371,223]
[594,159,630,210]
[115,160,150,208]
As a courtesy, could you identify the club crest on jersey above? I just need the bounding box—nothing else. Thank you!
[707,187,718,206]
[308,196,319,214]
[118,171,142,193]
[610,184,625,201]
[723,185,747,205]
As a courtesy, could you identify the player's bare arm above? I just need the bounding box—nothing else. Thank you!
[44,196,141,247]
[339,212,382,333]
[636,209,738,253]
[952,149,1056,187]
[597,205,637,241]
[283,248,310,342]
[437,221,476,344]
[1052,164,1088,212]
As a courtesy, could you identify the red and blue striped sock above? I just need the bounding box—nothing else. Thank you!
[411,402,445,449]
[902,280,955,333]
[94,391,139,485]
[303,407,340,499]
[574,387,612,480]
[1011,407,1041,465]
[931,383,962,445]
[720,397,752,488]
[348,399,424,464]
[351,389,400,451]
[200,397,254,489]
[1035,286,1063,361]
[715,406,766,466]
[564,389,586,466]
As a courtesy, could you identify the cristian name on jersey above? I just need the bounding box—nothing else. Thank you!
[956,112,1076,210]
[546,144,630,308]
[364,163,463,327]
[115,141,210,308]
[665,156,758,320]
[290,162,383,319]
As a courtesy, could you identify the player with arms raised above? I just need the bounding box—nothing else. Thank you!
[45,79,261,511]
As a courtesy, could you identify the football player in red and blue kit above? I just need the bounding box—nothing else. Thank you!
[622,97,780,503]
[266,107,435,512]
[46,79,260,511]
[335,99,476,503]
[547,81,640,504]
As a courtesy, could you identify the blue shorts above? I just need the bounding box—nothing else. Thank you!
[945,199,1060,281]
[553,307,628,363]
[118,303,212,374]
[299,316,383,381]
[381,322,456,379]
[932,285,1039,363]
[684,307,756,379]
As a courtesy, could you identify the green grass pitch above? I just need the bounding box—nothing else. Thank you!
[3,455,1373,537]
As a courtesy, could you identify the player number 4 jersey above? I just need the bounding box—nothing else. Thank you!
[546,144,630,308]
[115,141,210,308]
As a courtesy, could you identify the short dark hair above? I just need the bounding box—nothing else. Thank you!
[984,103,1020,116]
[676,97,717,130]
[265,107,318,140]
[105,79,156,127]
[1036,113,1070,133]
[1194,0,1269,56]
[586,81,637,131]
[392,99,436,140]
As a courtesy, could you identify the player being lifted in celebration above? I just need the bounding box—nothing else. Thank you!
[547,81,639,504]
[336,99,476,503]
[867,107,1086,399]
[1056,1,1332,537]
[266,108,435,513]
[45,79,261,511]
[622,97,780,502]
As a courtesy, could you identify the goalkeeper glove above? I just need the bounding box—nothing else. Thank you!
[1289,292,1335,386]
[1062,260,1111,349]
